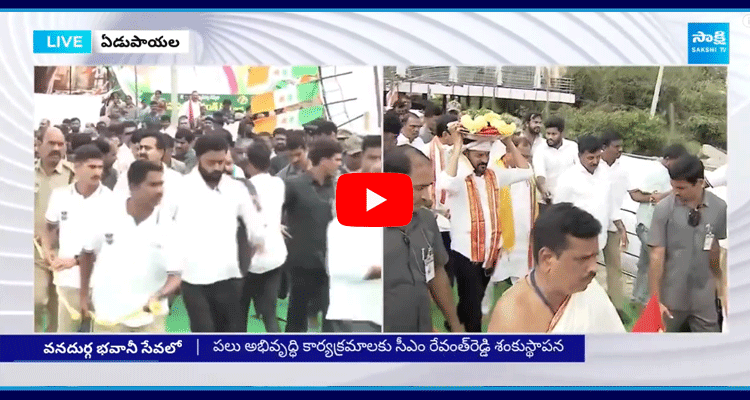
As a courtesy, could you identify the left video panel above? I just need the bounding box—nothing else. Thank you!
[31,65,384,334]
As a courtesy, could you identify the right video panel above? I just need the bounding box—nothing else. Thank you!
[382,66,727,334]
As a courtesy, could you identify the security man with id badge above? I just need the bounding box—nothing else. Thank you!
[648,155,727,332]
[383,145,463,333]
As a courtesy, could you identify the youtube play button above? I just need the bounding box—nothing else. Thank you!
[336,173,413,227]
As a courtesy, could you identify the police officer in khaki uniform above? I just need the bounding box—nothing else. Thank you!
[34,127,75,332]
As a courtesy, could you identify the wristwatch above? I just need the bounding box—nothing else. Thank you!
[74,255,80,265]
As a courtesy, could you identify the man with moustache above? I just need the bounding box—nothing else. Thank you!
[553,136,628,322]
[69,118,81,134]
[113,131,183,221]
[440,119,533,332]
[554,136,628,264]
[161,134,189,175]
[174,135,265,332]
[180,91,203,130]
[41,145,113,332]
[383,145,463,333]
[174,128,197,172]
[34,127,75,332]
[397,112,427,154]
[79,160,182,333]
[269,128,289,175]
[487,203,625,333]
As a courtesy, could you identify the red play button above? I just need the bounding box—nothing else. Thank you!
[336,173,413,227]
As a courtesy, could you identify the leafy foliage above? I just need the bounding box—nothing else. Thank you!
[458,67,726,155]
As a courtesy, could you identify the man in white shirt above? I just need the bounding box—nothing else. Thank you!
[554,136,628,315]
[79,160,182,333]
[428,114,457,286]
[237,141,287,332]
[113,131,182,221]
[599,131,631,315]
[326,151,383,332]
[114,122,138,177]
[175,135,265,332]
[179,91,203,130]
[521,112,545,156]
[397,112,427,155]
[440,123,533,332]
[628,144,687,312]
[532,116,578,207]
[41,145,113,332]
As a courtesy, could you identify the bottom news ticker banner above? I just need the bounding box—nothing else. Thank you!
[0,335,584,362]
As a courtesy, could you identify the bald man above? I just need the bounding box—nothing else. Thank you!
[34,127,75,332]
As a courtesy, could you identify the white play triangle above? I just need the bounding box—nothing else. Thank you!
[366,188,386,212]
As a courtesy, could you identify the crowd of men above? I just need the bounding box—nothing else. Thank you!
[34,90,383,333]
[383,97,727,333]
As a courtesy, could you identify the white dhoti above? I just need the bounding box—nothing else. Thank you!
[492,178,535,283]
[549,280,626,333]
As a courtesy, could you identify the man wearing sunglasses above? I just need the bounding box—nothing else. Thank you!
[648,155,727,332]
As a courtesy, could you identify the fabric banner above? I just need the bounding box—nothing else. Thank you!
[253,105,325,133]
[246,66,320,87]
[250,81,320,114]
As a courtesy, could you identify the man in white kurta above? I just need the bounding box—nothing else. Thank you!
[553,136,626,254]
[532,116,578,204]
[42,145,114,332]
[440,124,533,332]
[553,136,628,321]
[79,161,182,333]
[179,91,204,130]
[397,113,428,155]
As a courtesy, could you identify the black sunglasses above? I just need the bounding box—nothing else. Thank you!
[688,208,702,227]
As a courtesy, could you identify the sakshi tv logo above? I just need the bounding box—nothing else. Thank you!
[688,23,729,65]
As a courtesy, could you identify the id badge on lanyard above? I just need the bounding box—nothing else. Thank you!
[703,224,715,251]
[423,246,435,283]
